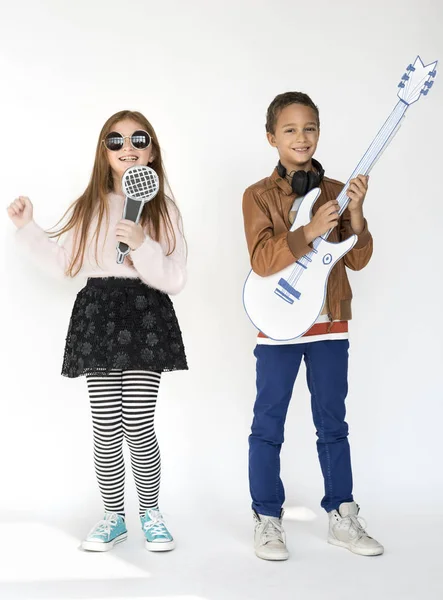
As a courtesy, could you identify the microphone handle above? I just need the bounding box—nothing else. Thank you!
[116,197,144,263]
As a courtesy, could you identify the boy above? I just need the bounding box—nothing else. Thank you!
[242,92,383,561]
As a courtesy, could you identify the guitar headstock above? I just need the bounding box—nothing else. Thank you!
[397,56,438,105]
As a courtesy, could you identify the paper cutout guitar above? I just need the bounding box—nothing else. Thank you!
[243,56,438,341]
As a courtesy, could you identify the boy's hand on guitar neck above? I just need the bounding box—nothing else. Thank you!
[303,175,369,243]
[346,174,369,236]
[347,175,369,212]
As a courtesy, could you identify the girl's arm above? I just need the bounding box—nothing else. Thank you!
[8,196,72,278]
[16,221,72,277]
[130,200,187,295]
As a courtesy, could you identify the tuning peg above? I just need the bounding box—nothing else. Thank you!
[398,82,405,88]
[420,89,429,95]
[428,69,437,77]
[407,63,416,71]
[424,80,434,88]
[402,74,410,81]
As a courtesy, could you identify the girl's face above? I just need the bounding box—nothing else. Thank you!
[105,118,155,183]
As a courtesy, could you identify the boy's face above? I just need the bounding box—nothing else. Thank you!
[267,104,319,173]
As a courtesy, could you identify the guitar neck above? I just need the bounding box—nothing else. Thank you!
[313,101,408,247]
[335,100,408,215]
[299,55,437,257]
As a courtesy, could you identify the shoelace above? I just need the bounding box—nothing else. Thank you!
[90,514,118,537]
[261,518,284,545]
[143,510,169,537]
[340,515,369,541]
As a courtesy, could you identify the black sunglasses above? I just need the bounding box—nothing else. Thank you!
[103,130,152,151]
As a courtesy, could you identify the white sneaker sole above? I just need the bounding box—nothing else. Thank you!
[82,532,128,552]
[328,537,384,556]
[255,549,289,561]
[145,539,176,552]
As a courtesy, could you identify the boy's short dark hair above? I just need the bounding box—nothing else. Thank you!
[266,92,320,134]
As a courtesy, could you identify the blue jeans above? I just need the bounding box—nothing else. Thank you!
[249,341,353,516]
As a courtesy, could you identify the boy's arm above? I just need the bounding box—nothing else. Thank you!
[338,174,373,271]
[243,187,312,277]
[340,207,373,271]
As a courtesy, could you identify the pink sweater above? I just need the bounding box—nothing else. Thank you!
[16,193,187,295]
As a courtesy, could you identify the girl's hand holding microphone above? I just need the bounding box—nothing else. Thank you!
[7,196,34,230]
[115,219,146,251]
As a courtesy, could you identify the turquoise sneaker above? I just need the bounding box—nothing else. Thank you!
[81,512,127,552]
[140,508,175,551]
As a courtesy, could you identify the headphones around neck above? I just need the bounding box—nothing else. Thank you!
[277,158,325,196]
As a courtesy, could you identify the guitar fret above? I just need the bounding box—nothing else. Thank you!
[336,101,408,215]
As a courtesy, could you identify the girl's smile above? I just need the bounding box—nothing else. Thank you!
[119,155,140,163]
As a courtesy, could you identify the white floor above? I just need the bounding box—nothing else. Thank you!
[1,508,442,600]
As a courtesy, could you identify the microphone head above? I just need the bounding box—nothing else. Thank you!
[121,165,159,202]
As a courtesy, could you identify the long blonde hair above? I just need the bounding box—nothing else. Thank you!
[50,110,179,277]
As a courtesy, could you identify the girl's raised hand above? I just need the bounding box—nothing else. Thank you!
[7,196,34,229]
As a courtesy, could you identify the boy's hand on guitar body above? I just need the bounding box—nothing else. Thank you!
[303,174,368,243]
[7,196,34,229]
[303,200,340,244]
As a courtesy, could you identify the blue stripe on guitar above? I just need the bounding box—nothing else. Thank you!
[274,278,301,304]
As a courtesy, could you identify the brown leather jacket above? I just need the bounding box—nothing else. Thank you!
[242,168,373,322]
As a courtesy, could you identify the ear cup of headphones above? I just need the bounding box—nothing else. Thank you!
[292,170,310,196]
[307,170,319,193]
[277,159,325,196]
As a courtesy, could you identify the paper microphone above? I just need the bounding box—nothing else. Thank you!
[116,165,160,264]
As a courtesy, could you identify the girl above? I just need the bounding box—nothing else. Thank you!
[7,110,188,552]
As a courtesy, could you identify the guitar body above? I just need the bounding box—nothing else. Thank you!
[243,188,357,341]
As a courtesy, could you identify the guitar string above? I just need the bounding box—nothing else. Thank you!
[286,103,406,287]
[284,101,408,290]
[274,64,435,302]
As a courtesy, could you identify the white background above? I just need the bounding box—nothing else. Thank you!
[1,1,442,599]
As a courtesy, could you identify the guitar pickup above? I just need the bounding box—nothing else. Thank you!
[274,278,301,304]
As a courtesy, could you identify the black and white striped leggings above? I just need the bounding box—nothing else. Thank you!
[86,370,161,517]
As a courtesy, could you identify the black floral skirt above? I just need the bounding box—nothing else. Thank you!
[61,277,188,378]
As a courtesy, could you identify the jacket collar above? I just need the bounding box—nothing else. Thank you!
[270,166,294,196]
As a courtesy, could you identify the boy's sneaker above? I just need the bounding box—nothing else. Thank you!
[328,501,384,556]
[140,508,175,551]
[81,512,127,552]
[253,510,289,561]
